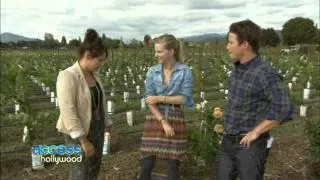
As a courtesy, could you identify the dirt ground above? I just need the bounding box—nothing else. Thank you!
[1,118,319,180]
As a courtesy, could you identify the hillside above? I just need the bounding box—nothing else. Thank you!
[0,32,37,43]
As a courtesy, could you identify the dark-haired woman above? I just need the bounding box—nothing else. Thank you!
[56,29,112,180]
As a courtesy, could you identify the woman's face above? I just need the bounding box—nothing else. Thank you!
[154,42,174,64]
[85,52,107,72]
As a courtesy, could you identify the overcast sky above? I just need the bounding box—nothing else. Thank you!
[1,0,319,42]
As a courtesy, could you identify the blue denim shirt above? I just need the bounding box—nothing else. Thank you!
[145,62,195,111]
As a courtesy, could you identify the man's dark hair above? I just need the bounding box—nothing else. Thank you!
[144,35,151,44]
[229,20,261,54]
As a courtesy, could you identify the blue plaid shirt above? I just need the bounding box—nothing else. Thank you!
[223,56,294,135]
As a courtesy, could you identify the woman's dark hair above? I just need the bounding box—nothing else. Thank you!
[78,29,108,58]
[229,20,261,54]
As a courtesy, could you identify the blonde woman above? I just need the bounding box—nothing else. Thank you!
[140,34,194,180]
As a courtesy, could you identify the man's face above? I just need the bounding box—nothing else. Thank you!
[226,32,244,60]
[147,39,153,48]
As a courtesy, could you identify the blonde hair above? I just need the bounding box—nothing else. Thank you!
[155,34,184,62]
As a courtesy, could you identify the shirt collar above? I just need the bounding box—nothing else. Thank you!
[154,62,185,73]
[234,55,260,69]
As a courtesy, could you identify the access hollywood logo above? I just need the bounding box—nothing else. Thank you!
[32,145,82,164]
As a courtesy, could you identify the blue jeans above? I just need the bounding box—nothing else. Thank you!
[217,134,269,180]
[64,112,105,180]
[139,156,180,180]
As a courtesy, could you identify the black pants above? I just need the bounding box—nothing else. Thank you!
[217,134,269,180]
[64,117,105,180]
[139,156,181,180]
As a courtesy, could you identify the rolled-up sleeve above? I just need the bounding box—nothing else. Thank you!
[261,72,294,124]
[181,68,195,110]
[145,68,156,98]
[56,71,85,139]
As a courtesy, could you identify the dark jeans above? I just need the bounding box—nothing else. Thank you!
[64,115,105,180]
[217,134,269,180]
[139,156,181,180]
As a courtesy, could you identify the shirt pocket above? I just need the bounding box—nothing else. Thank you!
[154,76,163,94]
[171,72,184,89]
[171,79,182,94]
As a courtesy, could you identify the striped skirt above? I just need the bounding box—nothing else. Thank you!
[140,104,187,161]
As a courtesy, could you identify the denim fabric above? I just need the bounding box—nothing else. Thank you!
[217,135,269,180]
[64,111,105,180]
[139,156,180,180]
[145,63,194,110]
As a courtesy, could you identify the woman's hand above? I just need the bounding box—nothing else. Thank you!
[79,137,95,157]
[161,120,175,137]
[145,96,161,105]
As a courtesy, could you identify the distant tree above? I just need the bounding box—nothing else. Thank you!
[317,28,320,52]
[128,39,142,48]
[110,39,120,48]
[101,33,121,48]
[16,40,29,47]
[102,34,111,48]
[44,33,54,41]
[29,39,43,49]
[118,37,126,48]
[68,39,81,48]
[261,28,280,47]
[118,39,125,49]
[100,33,125,49]
[0,41,11,48]
[317,28,320,44]
[78,37,82,43]
[102,33,107,41]
[282,17,317,45]
[183,41,190,47]
[100,33,106,46]
[43,33,59,48]
[61,36,67,46]
[106,38,123,49]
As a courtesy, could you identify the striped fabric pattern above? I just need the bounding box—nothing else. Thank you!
[141,105,187,161]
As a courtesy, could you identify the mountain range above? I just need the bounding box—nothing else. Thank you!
[0,32,227,44]
[183,33,227,43]
[0,32,37,43]
[0,31,282,44]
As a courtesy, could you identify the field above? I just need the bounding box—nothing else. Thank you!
[0,46,319,180]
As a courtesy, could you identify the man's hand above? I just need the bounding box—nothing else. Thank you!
[239,130,260,148]
[145,96,161,105]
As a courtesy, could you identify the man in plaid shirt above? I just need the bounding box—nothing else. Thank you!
[217,20,294,180]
